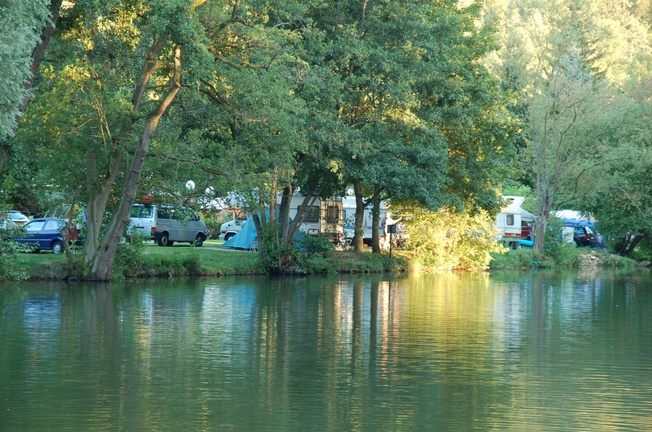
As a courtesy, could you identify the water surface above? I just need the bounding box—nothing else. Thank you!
[1,270,651,431]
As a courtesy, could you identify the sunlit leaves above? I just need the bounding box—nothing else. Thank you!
[0,0,49,139]
[397,204,506,271]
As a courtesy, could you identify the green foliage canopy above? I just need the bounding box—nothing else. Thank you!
[0,0,49,140]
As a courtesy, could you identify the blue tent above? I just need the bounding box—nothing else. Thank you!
[220,215,313,251]
[221,216,258,250]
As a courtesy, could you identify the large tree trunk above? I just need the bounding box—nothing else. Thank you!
[533,176,554,253]
[80,150,123,271]
[87,45,182,281]
[352,181,365,252]
[615,232,646,257]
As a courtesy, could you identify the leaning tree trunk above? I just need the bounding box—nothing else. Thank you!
[533,184,555,254]
[87,45,182,281]
[79,149,123,273]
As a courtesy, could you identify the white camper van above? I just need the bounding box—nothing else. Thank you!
[128,203,158,239]
[128,203,209,246]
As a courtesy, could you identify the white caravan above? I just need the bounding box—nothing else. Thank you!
[278,194,343,239]
[495,196,536,247]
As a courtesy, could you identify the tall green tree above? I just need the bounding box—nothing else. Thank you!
[16,0,321,278]
[0,0,61,173]
[16,0,211,279]
[0,0,47,140]
[303,0,511,253]
[483,0,652,253]
[576,92,652,256]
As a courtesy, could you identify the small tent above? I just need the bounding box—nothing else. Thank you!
[220,215,313,251]
[221,216,258,250]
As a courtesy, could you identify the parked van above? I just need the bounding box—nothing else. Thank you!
[128,203,158,239]
[128,203,209,246]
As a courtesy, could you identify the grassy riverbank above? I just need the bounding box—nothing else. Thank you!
[8,240,409,281]
[3,240,643,282]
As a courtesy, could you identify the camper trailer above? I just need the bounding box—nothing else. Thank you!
[496,196,536,248]
[280,194,343,239]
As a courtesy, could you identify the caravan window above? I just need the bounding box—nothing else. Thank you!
[299,205,320,223]
[326,205,340,223]
[506,214,515,226]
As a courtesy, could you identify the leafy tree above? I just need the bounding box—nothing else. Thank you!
[0,0,48,140]
[580,100,652,256]
[0,0,59,173]
[15,0,328,278]
[483,0,652,253]
[303,0,512,254]
[15,0,214,279]
[395,202,506,271]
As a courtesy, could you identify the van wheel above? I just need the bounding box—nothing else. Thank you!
[193,234,205,247]
[224,233,234,241]
[158,233,171,246]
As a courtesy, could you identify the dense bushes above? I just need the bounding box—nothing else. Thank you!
[0,223,28,280]
[397,205,506,271]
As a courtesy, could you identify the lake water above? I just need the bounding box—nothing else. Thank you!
[1,270,651,431]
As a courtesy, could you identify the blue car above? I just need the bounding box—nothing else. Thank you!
[14,217,78,254]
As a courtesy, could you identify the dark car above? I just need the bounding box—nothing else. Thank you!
[573,226,603,248]
[14,217,79,254]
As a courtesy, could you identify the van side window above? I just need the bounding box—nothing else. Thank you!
[506,214,515,226]
[158,207,171,219]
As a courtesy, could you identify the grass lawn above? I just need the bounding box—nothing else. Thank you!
[11,239,408,280]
